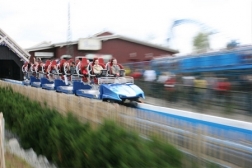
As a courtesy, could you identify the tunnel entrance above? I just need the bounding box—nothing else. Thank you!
[0,45,24,80]
[0,60,20,80]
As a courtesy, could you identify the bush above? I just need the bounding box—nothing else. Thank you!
[0,86,182,167]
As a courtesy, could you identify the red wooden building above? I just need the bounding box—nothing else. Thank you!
[26,31,178,63]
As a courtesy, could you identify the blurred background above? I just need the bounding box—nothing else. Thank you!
[1,0,252,167]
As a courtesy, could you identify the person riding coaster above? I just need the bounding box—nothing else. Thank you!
[62,59,74,85]
[32,57,43,79]
[55,59,67,77]
[46,60,58,81]
[22,61,31,80]
[87,57,108,84]
[39,60,51,79]
[106,58,125,77]
[75,57,90,83]
[30,62,38,77]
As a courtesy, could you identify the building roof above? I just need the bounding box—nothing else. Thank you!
[26,32,179,53]
[92,31,114,37]
[0,28,30,62]
[30,41,52,48]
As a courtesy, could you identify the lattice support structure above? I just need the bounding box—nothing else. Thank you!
[66,2,74,58]
[0,28,30,62]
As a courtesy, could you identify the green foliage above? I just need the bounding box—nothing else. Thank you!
[0,86,182,167]
[193,32,210,53]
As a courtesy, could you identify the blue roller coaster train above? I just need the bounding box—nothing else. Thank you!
[21,56,145,106]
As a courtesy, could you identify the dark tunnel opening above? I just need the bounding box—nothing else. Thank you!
[0,60,20,80]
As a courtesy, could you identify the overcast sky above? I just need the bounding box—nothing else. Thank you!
[0,0,251,55]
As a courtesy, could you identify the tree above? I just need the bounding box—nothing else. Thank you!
[193,32,210,53]
[226,40,239,49]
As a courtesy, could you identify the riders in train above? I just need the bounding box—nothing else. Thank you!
[92,58,104,77]
[110,59,120,76]
[50,61,58,75]
[33,57,43,74]
[109,58,124,77]
[69,61,76,75]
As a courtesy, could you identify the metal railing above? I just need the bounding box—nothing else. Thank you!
[135,80,252,117]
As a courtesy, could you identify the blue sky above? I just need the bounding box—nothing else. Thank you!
[0,0,251,55]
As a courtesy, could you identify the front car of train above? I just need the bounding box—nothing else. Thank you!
[75,57,145,103]
[75,76,145,103]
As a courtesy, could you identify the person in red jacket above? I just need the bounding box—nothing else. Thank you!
[216,78,231,106]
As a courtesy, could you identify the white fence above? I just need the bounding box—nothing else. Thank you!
[0,113,5,168]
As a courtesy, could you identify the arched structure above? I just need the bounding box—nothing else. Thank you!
[167,19,219,46]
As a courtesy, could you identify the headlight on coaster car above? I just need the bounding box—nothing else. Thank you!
[119,94,127,98]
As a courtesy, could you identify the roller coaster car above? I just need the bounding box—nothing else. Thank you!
[22,62,41,86]
[31,60,57,88]
[22,62,32,85]
[42,59,68,90]
[56,57,91,94]
[75,76,144,103]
